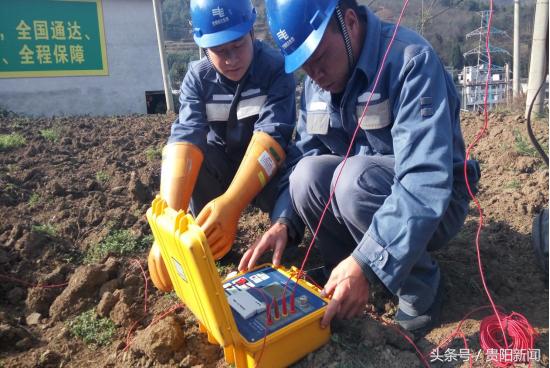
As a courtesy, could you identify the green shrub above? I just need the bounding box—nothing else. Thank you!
[85,229,148,263]
[0,133,26,151]
[215,261,235,278]
[39,128,60,142]
[4,183,17,192]
[31,224,57,237]
[141,234,154,246]
[145,146,162,161]
[505,179,521,189]
[513,129,538,157]
[95,171,110,183]
[28,192,40,207]
[68,310,115,348]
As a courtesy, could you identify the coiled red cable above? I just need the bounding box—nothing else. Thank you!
[479,312,537,367]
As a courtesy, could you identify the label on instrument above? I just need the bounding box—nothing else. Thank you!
[228,290,266,319]
[172,257,187,282]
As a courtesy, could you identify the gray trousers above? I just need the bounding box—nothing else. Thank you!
[288,154,470,315]
[189,141,279,217]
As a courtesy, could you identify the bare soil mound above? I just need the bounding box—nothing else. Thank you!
[0,111,547,367]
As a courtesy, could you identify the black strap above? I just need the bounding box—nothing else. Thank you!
[334,5,355,73]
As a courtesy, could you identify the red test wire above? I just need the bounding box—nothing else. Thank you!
[463,1,536,366]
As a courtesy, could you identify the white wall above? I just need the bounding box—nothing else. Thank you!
[0,0,164,116]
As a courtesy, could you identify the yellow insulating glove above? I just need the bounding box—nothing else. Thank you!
[148,142,203,292]
[159,142,204,211]
[196,132,285,260]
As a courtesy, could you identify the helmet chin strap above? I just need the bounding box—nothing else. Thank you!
[334,5,355,74]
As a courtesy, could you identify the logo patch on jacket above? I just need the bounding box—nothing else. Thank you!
[205,94,267,122]
[306,101,329,135]
[356,91,391,130]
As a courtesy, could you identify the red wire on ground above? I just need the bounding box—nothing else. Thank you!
[381,319,432,368]
[123,259,150,351]
[462,0,536,366]
[123,302,185,352]
[479,312,537,367]
[131,258,148,315]
[123,302,186,351]
[427,306,495,356]
[123,259,186,353]
[147,303,185,327]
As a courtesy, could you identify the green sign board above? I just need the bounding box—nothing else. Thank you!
[0,0,108,78]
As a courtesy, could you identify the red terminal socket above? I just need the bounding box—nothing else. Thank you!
[273,296,280,320]
[290,293,296,314]
[281,295,287,316]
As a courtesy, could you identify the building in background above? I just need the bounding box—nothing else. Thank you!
[458,64,512,111]
[0,0,164,116]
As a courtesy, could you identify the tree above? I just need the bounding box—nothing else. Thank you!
[451,42,464,70]
[161,0,190,40]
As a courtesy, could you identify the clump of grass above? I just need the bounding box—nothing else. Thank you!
[215,261,235,278]
[4,183,17,192]
[133,208,144,219]
[6,164,19,173]
[141,234,153,246]
[145,146,162,161]
[95,171,110,183]
[505,179,521,190]
[84,229,148,263]
[532,111,549,121]
[513,129,538,157]
[28,192,40,207]
[0,133,26,151]
[31,224,58,237]
[39,128,60,142]
[164,291,179,302]
[68,310,115,348]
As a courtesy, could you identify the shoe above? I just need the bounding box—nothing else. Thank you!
[395,278,444,338]
[304,266,329,287]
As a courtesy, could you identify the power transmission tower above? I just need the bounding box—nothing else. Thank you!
[460,10,511,111]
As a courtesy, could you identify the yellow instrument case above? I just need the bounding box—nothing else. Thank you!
[146,197,330,368]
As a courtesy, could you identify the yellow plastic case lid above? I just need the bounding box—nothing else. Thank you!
[146,197,239,347]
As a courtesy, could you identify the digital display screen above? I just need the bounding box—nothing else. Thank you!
[262,283,284,300]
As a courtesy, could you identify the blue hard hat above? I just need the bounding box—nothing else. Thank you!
[265,0,338,73]
[191,0,256,48]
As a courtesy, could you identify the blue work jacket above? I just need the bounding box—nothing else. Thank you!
[274,7,480,293]
[168,40,296,158]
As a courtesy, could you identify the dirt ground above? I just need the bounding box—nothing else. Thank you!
[0,110,548,368]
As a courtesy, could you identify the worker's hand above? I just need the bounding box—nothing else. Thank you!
[238,222,288,271]
[196,196,239,260]
[320,256,370,328]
